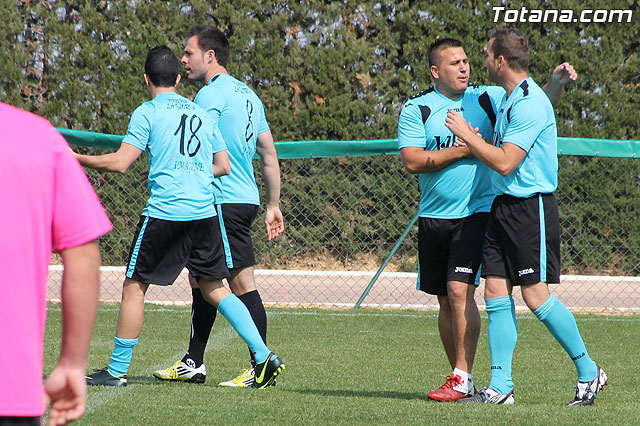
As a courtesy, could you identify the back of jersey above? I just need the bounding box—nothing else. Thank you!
[195,74,269,205]
[123,92,224,220]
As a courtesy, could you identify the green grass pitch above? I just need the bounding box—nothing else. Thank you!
[44,304,639,425]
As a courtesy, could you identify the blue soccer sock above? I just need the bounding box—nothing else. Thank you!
[108,336,139,376]
[486,296,518,394]
[218,294,270,362]
[533,294,597,382]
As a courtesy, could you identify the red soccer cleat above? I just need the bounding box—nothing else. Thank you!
[428,374,476,402]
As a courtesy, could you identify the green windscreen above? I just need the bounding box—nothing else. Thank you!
[57,128,640,159]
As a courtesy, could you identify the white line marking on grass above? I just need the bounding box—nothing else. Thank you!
[50,264,640,281]
[265,310,640,322]
[47,305,640,322]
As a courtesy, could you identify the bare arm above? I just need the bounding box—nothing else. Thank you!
[399,144,472,174]
[72,143,143,173]
[445,110,526,176]
[541,62,577,108]
[212,150,230,178]
[44,241,101,426]
[256,130,284,240]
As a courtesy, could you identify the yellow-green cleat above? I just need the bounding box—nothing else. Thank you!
[219,368,256,387]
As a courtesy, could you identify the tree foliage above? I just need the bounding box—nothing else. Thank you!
[3,0,639,272]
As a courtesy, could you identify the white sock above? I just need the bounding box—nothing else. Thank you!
[453,368,473,392]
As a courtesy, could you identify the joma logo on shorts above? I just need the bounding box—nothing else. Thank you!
[518,268,534,277]
[454,267,473,274]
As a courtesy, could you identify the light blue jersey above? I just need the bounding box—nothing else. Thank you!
[195,74,270,205]
[122,92,227,220]
[491,77,558,197]
[398,85,504,219]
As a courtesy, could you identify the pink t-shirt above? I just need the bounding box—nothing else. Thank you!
[0,102,112,416]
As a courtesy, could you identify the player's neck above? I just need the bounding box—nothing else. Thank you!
[205,65,229,83]
[503,70,528,98]
[434,82,464,101]
[148,86,176,98]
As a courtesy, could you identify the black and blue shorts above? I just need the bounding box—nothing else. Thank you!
[216,203,259,270]
[125,216,229,285]
[482,193,560,286]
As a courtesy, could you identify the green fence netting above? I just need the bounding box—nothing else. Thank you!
[50,129,640,312]
[57,128,640,158]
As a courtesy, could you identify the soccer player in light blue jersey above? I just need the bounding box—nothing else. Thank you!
[152,26,285,388]
[446,28,607,405]
[74,46,284,388]
[399,38,576,402]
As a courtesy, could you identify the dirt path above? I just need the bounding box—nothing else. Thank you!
[47,266,640,312]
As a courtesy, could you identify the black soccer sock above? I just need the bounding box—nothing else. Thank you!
[182,288,217,368]
[238,290,267,365]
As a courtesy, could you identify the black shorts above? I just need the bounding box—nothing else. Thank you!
[482,193,560,286]
[125,216,229,285]
[216,204,259,269]
[417,212,488,296]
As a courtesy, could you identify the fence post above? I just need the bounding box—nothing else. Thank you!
[353,211,419,309]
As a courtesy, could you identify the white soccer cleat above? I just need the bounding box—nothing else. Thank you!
[568,365,608,406]
[457,386,515,404]
[153,360,206,384]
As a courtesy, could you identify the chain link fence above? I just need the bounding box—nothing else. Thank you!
[48,144,640,313]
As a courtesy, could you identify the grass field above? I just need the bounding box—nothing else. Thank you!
[44,303,639,425]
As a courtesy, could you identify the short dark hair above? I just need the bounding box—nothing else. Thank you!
[186,25,230,67]
[487,28,529,72]
[144,46,180,87]
[428,38,463,68]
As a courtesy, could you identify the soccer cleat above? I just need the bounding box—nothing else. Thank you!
[567,365,608,406]
[250,352,285,389]
[86,368,127,387]
[219,368,256,387]
[152,360,206,383]
[428,374,476,402]
[457,387,514,404]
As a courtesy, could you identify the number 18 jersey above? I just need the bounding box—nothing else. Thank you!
[122,92,227,221]
[398,85,503,219]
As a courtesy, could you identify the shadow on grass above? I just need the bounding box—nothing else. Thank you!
[128,376,177,385]
[285,388,428,401]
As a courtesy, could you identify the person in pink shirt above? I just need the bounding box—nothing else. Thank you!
[0,102,112,426]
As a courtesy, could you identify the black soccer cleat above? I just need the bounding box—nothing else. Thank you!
[251,352,285,389]
[86,367,127,387]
